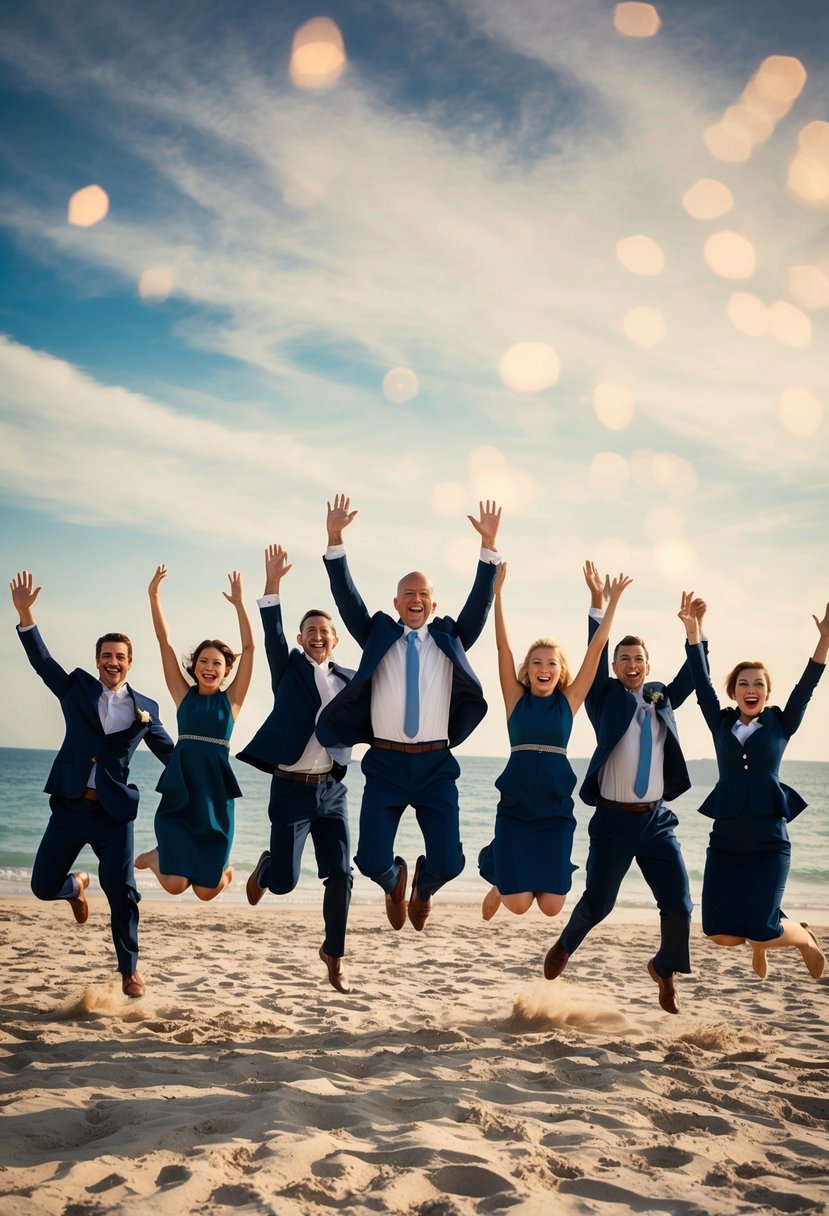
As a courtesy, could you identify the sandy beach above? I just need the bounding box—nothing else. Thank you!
[1,896,827,1215]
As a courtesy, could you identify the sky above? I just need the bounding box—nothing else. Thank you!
[1,0,828,762]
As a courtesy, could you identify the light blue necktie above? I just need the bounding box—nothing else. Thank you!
[404,631,420,739]
[634,705,652,798]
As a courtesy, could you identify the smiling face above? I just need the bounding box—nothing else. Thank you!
[394,571,436,630]
[731,667,770,723]
[612,643,650,692]
[298,614,338,665]
[95,640,132,691]
[525,646,562,696]
[193,646,228,694]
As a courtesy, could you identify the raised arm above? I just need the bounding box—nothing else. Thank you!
[148,565,191,707]
[10,570,71,697]
[812,602,829,667]
[778,602,829,736]
[564,567,633,714]
[323,494,373,646]
[224,571,255,717]
[492,563,524,716]
[454,500,502,647]
[261,544,292,695]
[678,591,721,732]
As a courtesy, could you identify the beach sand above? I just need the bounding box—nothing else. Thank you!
[1,897,827,1215]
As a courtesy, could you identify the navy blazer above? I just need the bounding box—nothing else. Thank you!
[236,601,354,774]
[316,553,496,749]
[687,641,823,823]
[580,615,699,807]
[18,624,174,823]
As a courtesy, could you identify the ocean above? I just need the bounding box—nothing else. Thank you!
[1,747,827,913]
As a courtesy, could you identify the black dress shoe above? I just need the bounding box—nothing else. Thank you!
[319,946,350,993]
[385,856,408,930]
[543,939,569,980]
[647,959,679,1014]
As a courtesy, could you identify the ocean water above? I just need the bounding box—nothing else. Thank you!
[2,748,827,914]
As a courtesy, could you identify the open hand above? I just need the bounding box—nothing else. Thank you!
[9,570,41,612]
[223,571,244,605]
[467,500,502,550]
[149,565,168,596]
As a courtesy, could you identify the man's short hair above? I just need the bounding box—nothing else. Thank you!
[613,634,649,663]
[298,609,335,632]
[96,632,133,661]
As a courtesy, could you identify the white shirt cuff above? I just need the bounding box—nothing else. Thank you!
[326,544,346,559]
[588,607,604,621]
[257,594,281,608]
[480,547,502,564]
[17,623,36,632]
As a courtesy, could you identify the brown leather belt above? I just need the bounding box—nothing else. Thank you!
[82,788,99,802]
[372,739,448,754]
[599,798,659,813]
[275,768,334,785]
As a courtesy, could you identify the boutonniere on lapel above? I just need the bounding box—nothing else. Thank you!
[643,690,664,706]
[135,707,151,725]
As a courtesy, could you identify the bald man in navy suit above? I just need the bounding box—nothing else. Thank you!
[237,545,355,992]
[317,495,501,932]
[11,570,173,998]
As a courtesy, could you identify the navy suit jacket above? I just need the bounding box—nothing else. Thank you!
[18,625,174,823]
[236,601,354,774]
[580,615,699,807]
[316,553,496,750]
[687,640,823,823]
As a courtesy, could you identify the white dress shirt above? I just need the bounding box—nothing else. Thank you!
[325,544,500,743]
[598,695,667,802]
[256,595,341,773]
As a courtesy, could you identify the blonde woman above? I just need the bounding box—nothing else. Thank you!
[480,562,631,919]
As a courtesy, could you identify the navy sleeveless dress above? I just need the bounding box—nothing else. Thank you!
[154,687,242,888]
[478,690,577,895]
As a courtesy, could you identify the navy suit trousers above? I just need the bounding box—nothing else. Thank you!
[31,797,140,975]
[264,777,352,958]
[559,803,692,975]
[356,747,465,900]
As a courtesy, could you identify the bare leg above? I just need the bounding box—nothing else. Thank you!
[749,922,825,980]
[134,848,191,896]
[482,885,501,920]
[501,891,534,915]
[192,867,234,902]
[536,892,566,917]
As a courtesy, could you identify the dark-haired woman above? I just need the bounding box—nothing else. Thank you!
[136,565,254,899]
[678,592,828,980]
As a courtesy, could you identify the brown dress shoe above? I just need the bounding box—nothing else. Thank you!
[407,856,431,931]
[246,851,270,906]
[543,939,569,980]
[647,959,679,1014]
[319,946,350,993]
[68,872,90,925]
[385,856,408,930]
[121,972,145,999]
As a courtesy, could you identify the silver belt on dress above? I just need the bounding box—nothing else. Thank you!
[178,734,230,748]
[510,744,567,755]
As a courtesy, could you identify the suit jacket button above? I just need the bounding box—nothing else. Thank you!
[742,754,747,760]
[744,764,748,770]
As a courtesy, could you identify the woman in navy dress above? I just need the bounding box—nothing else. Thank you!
[480,561,631,920]
[136,565,254,900]
[679,592,828,980]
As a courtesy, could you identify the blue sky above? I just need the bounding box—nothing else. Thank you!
[1,0,827,761]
